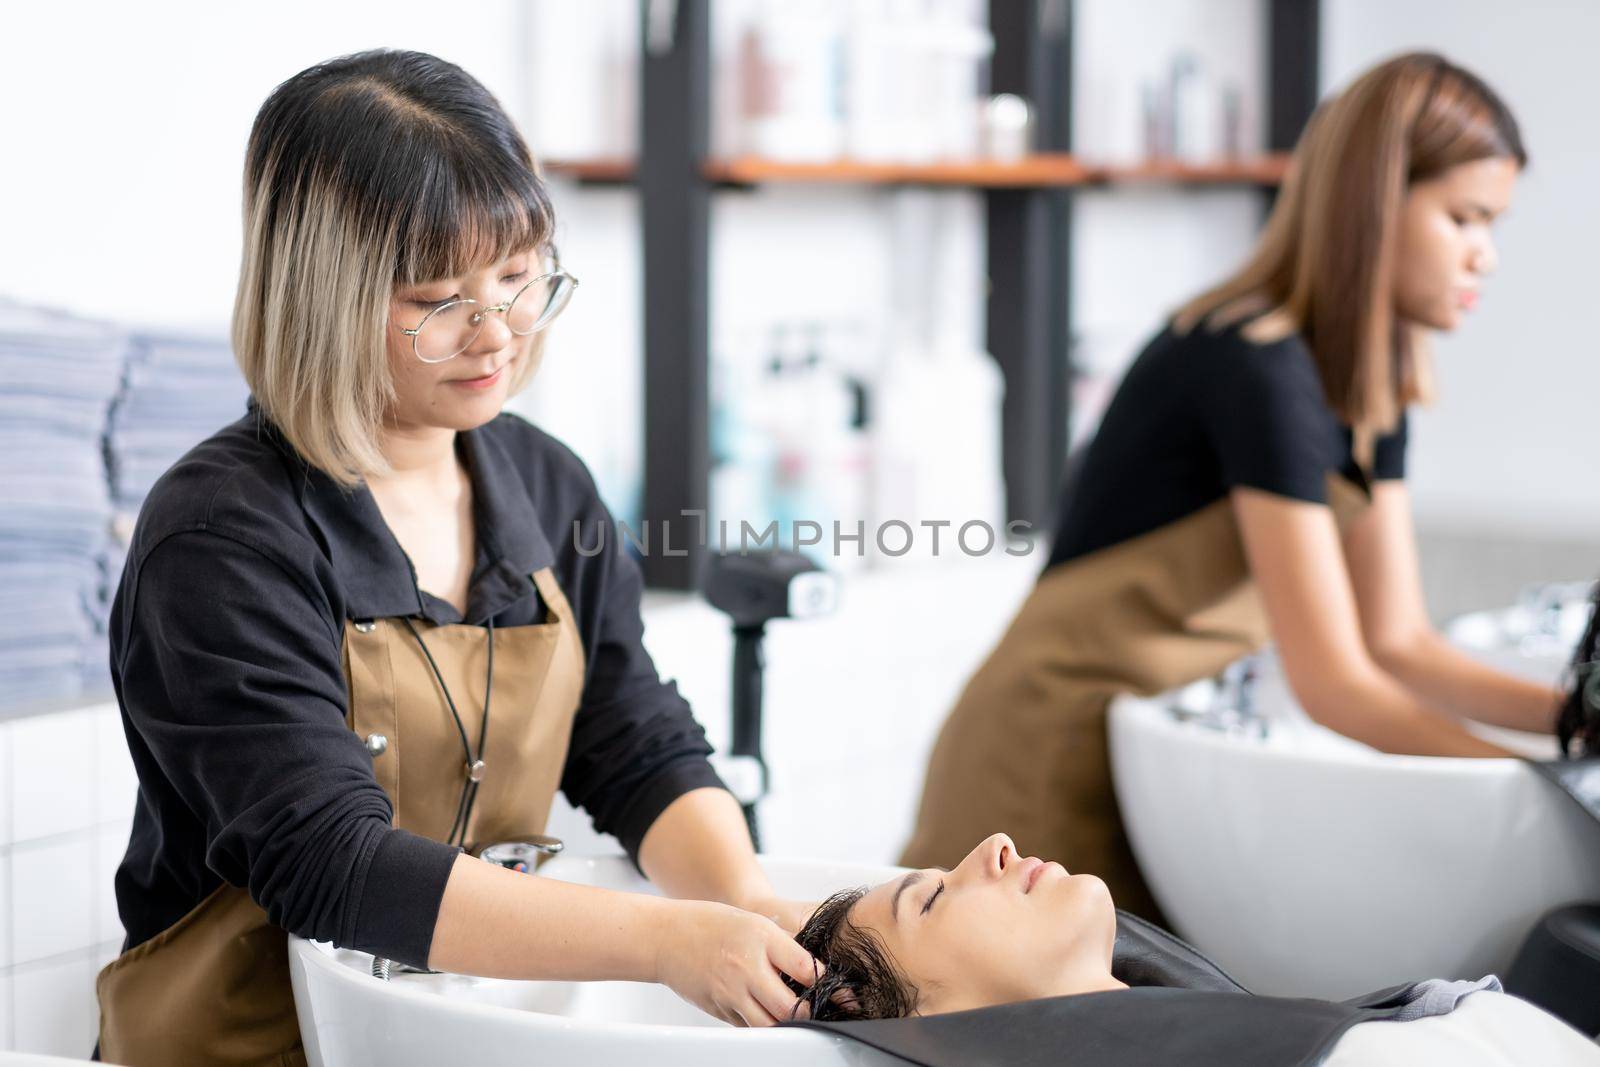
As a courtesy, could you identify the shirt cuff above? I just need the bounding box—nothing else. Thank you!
[349,827,461,969]
[611,757,730,863]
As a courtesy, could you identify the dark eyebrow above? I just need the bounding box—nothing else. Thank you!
[891,872,926,924]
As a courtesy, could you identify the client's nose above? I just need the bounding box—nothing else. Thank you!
[968,832,1015,880]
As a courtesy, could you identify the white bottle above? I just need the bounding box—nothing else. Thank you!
[870,342,1005,566]
[924,6,993,160]
[744,2,846,161]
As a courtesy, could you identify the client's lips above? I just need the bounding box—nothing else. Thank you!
[1018,857,1045,893]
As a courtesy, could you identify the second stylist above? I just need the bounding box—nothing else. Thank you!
[902,53,1563,920]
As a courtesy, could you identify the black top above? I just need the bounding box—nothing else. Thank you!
[1049,321,1408,570]
[108,403,723,969]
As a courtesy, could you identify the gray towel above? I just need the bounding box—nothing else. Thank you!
[1388,974,1503,1022]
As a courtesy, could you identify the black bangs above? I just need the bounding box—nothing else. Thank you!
[246,49,556,286]
[393,132,556,286]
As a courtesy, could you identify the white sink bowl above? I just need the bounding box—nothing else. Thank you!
[1446,599,1590,686]
[1110,681,1600,1000]
[290,855,904,1067]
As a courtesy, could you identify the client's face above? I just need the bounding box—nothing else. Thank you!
[848,833,1118,1014]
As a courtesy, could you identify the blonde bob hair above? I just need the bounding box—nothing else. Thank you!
[232,49,556,486]
[1175,52,1526,451]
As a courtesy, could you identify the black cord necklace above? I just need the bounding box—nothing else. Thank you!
[401,616,495,849]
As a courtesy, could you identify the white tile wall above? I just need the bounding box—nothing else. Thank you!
[0,855,9,971]
[92,707,138,827]
[12,953,97,1059]
[12,842,94,968]
[91,826,130,952]
[0,700,127,1058]
[0,726,12,851]
[12,711,96,844]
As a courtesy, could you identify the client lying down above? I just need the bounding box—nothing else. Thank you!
[785,834,1599,1067]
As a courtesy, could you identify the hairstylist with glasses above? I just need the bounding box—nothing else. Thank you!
[95,51,820,1066]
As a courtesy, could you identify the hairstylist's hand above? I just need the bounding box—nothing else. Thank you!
[655,900,822,1026]
[740,895,820,937]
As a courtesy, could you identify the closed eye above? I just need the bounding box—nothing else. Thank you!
[921,880,945,916]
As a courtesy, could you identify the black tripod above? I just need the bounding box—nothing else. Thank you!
[703,550,836,850]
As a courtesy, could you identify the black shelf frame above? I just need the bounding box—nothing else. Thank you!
[640,0,713,592]
[987,0,1074,532]
[636,0,1319,589]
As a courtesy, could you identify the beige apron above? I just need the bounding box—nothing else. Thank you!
[902,477,1371,923]
[96,567,585,1066]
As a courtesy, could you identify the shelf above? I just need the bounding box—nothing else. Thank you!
[626,0,1319,589]
[542,158,637,183]
[704,153,1097,187]
[542,153,1291,189]
[1093,154,1292,186]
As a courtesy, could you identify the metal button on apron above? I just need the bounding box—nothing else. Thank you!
[354,620,376,633]
[365,733,388,756]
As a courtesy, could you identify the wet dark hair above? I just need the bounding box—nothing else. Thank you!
[1557,582,1600,756]
[785,888,919,1022]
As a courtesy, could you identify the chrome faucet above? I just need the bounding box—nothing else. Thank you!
[1516,581,1595,658]
[1169,654,1269,739]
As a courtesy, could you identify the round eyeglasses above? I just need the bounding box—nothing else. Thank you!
[398,266,579,364]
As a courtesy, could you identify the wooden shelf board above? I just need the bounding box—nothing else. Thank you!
[542,158,637,182]
[541,153,1292,189]
[1092,154,1291,185]
[704,153,1096,187]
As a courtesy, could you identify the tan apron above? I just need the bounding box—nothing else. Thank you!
[902,477,1372,923]
[96,567,586,1066]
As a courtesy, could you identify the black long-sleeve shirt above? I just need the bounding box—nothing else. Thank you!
[108,402,723,968]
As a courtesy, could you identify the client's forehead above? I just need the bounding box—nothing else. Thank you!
[861,868,935,932]
[854,880,898,931]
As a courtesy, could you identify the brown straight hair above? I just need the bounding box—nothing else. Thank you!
[1175,52,1526,450]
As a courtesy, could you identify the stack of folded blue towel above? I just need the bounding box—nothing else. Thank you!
[108,332,248,516]
[0,299,128,706]
[0,299,246,711]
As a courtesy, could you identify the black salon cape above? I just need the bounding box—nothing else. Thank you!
[789,912,1434,1067]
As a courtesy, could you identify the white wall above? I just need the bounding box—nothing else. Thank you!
[1323,0,1600,538]
[0,1,527,332]
[0,1,650,513]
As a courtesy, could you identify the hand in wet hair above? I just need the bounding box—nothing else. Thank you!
[783,888,919,1022]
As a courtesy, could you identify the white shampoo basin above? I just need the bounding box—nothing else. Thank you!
[289,855,903,1067]
[1445,590,1592,687]
[1110,675,1600,1000]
